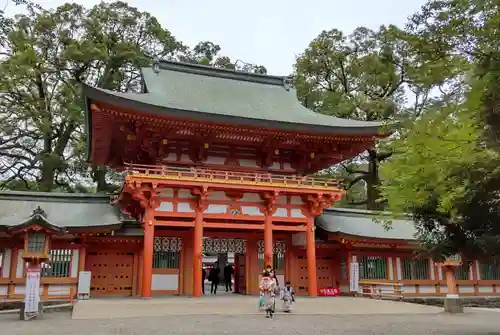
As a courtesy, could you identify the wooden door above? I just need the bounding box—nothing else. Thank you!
[317,256,335,289]
[236,254,246,294]
[87,250,135,296]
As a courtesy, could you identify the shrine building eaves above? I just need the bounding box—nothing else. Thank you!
[83,60,388,136]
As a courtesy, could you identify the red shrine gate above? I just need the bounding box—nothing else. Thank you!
[82,59,385,297]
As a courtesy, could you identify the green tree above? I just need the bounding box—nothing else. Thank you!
[380,94,500,260]
[0,1,186,192]
[295,26,439,209]
[378,0,500,260]
[407,0,500,145]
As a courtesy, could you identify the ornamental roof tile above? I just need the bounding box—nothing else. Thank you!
[316,207,416,241]
[83,60,386,136]
[0,191,122,229]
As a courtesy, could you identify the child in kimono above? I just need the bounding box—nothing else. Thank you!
[260,270,277,318]
[281,280,295,313]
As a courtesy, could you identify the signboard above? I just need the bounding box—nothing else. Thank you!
[319,287,340,296]
[24,265,41,319]
[349,262,359,292]
[77,271,91,299]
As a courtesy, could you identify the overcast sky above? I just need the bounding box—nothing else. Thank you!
[3,0,427,76]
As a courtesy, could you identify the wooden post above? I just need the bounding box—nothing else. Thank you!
[193,209,203,297]
[141,209,154,298]
[78,246,86,273]
[306,216,318,296]
[445,266,457,295]
[264,214,273,268]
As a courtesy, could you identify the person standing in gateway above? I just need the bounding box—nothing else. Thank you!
[224,262,234,292]
[209,262,221,294]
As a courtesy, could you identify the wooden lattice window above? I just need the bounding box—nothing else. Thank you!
[27,232,45,253]
[258,253,285,271]
[480,262,500,280]
[402,257,430,280]
[455,262,470,280]
[153,251,180,269]
[41,249,71,277]
[359,255,387,280]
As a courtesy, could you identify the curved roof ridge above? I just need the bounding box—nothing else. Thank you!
[155,60,287,86]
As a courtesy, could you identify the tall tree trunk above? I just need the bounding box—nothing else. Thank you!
[92,165,109,192]
[366,150,383,210]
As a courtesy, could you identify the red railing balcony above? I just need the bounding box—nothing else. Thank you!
[124,163,343,191]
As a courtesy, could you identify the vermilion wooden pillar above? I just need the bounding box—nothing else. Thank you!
[193,209,204,297]
[264,215,273,268]
[142,209,155,298]
[306,216,318,296]
[445,266,458,295]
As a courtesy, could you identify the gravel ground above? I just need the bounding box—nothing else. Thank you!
[1,311,499,335]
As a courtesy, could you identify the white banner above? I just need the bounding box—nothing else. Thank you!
[25,266,41,315]
[349,262,359,292]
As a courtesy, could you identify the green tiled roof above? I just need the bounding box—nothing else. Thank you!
[0,191,122,229]
[83,60,385,135]
[316,208,416,240]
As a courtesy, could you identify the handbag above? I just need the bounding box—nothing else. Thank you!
[258,295,265,308]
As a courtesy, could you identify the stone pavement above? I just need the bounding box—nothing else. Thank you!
[72,295,443,319]
[1,310,499,335]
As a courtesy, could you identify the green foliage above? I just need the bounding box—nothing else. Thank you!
[0,1,265,193]
[377,0,500,260]
[294,25,444,209]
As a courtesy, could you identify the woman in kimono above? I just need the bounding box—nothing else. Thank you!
[281,280,295,313]
[259,270,276,318]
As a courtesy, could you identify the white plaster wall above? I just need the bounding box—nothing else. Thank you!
[388,258,393,280]
[459,285,474,293]
[290,209,305,218]
[205,204,228,214]
[440,285,448,293]
[283,163,292,170]
[48,284,71,296]
[402,285,416,293]
[177,202,194,213]
[475,261,481,280]
[396,257,402,280]
[16,250,24,278]
[241,206,263,216]
[179,154,192,163]
[208,191,230,201]
[14,285,25,295]
[277,275,285,287]
[290,196,303,205]
[478,285,494,293]
[163,153,177,161]
[152,274,179,290]
[157,201,174,211]
[2,248,11,278]
[70,249,79,277]
[269,162,280,170]
[419,285,435,294]
[178,189,193,199]
[205,156,225,165]
[159,188,174,197]
[438,264,443,280]
[276,196,287,205]
[239,159,259,168]
[292,233,306,247]
[240,193,260,202]
[0,285,8,295]
[272,208,288,217]
[430,259,435,280]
